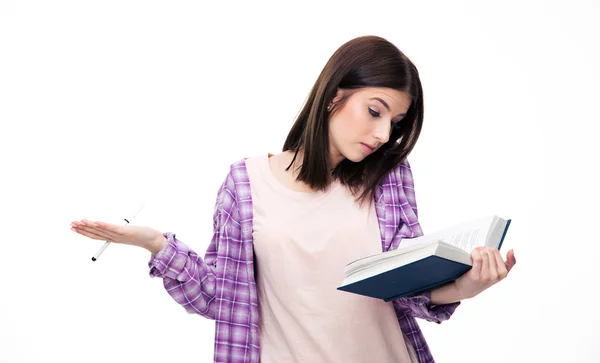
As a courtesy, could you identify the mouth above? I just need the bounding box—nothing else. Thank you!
[360,143,376,154]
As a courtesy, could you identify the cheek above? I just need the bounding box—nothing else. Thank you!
[331,117,354,143]
[346,105,370,136]
[330,106,369,143]
[329,118,345,145]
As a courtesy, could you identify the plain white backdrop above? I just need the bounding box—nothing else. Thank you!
[1,1,599,362]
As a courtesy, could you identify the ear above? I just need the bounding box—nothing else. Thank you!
[331,87,345,104]
[328,88,347,112]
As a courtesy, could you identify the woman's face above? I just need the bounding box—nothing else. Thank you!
[328,87,412,166]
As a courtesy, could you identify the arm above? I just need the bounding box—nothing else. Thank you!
[392,290,461,324]
[431,246,517,304]
[147,172,235,320]
[430,281,463,305]
[393,246,517,323]
[390,159,461,323]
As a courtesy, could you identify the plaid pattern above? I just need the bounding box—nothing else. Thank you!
[149,158,460,363]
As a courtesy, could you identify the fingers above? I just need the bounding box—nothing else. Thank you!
[71,220,117,242]
[493,249,508,279]
[487,249,499,280]
[475,247,506,282]
[479,249,491,280]
[506,249,517,272]
[470,248,483,279]
[72,224,111,241]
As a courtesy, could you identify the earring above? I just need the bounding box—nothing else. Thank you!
[327,103,332,111]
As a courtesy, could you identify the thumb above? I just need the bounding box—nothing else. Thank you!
[505,249,516,272]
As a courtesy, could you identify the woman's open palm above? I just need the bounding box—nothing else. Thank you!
[70,219,162,250]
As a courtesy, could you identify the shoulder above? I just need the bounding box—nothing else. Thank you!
[378,158,414,188]
[397,158,415,187]
[211,158,251,220]
[219,157,252,201]
[229,157,249,178]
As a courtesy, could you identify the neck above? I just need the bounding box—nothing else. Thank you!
[290,147,343,172]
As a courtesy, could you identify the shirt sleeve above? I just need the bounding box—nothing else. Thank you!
[392,291,461,324]
[147,171,235,320]
[391,159,461,323]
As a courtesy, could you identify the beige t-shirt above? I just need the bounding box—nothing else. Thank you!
[245,154,415,363]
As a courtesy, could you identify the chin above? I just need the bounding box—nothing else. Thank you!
[342,152,367,163]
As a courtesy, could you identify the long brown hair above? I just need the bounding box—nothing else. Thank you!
[282,35,424,205]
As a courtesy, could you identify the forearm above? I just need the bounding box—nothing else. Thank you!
[146,233,168,255]
[429,282,465,305]
[148,232,218,319]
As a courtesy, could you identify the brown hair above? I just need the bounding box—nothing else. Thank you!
[282,35,424,205]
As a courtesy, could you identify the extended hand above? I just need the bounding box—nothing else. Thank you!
[70,219,166,254]
[454,246,516,300]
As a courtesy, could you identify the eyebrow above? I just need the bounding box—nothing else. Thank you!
[370,97,407,117]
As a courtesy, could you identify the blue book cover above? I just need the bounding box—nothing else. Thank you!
[337,256,471,301]
[337,218,511,301]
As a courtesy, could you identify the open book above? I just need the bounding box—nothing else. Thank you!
[337,215,511,301]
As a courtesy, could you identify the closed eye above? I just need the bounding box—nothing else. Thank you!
[370,107,400,131]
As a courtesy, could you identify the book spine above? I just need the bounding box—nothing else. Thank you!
[496,219,511,250]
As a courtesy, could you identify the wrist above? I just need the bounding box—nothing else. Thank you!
[147,233,168,255]
[430,281,465,305]
[453,280,473,301]
[452,281,467,301]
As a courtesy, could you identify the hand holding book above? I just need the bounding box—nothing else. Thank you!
[337,215,514,301]
[452,246,516,300]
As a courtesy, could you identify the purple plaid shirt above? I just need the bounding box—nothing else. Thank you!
[148,158,460,363]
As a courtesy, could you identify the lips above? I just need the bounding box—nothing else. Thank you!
[360,143,375,153]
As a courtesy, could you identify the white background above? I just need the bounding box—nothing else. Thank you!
[1,1,599,362]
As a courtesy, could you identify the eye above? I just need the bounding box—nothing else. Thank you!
[371,107,400,132]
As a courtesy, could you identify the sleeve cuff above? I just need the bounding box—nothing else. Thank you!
[148,232,181,278]
[393,290,461,324]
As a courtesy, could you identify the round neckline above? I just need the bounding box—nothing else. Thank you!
[261,153,341,200]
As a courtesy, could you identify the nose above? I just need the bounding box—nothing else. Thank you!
[372,118,391,144]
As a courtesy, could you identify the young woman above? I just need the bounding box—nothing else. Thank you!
[70,35,516,363]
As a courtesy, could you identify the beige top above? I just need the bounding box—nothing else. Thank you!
[245,154,415,363]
